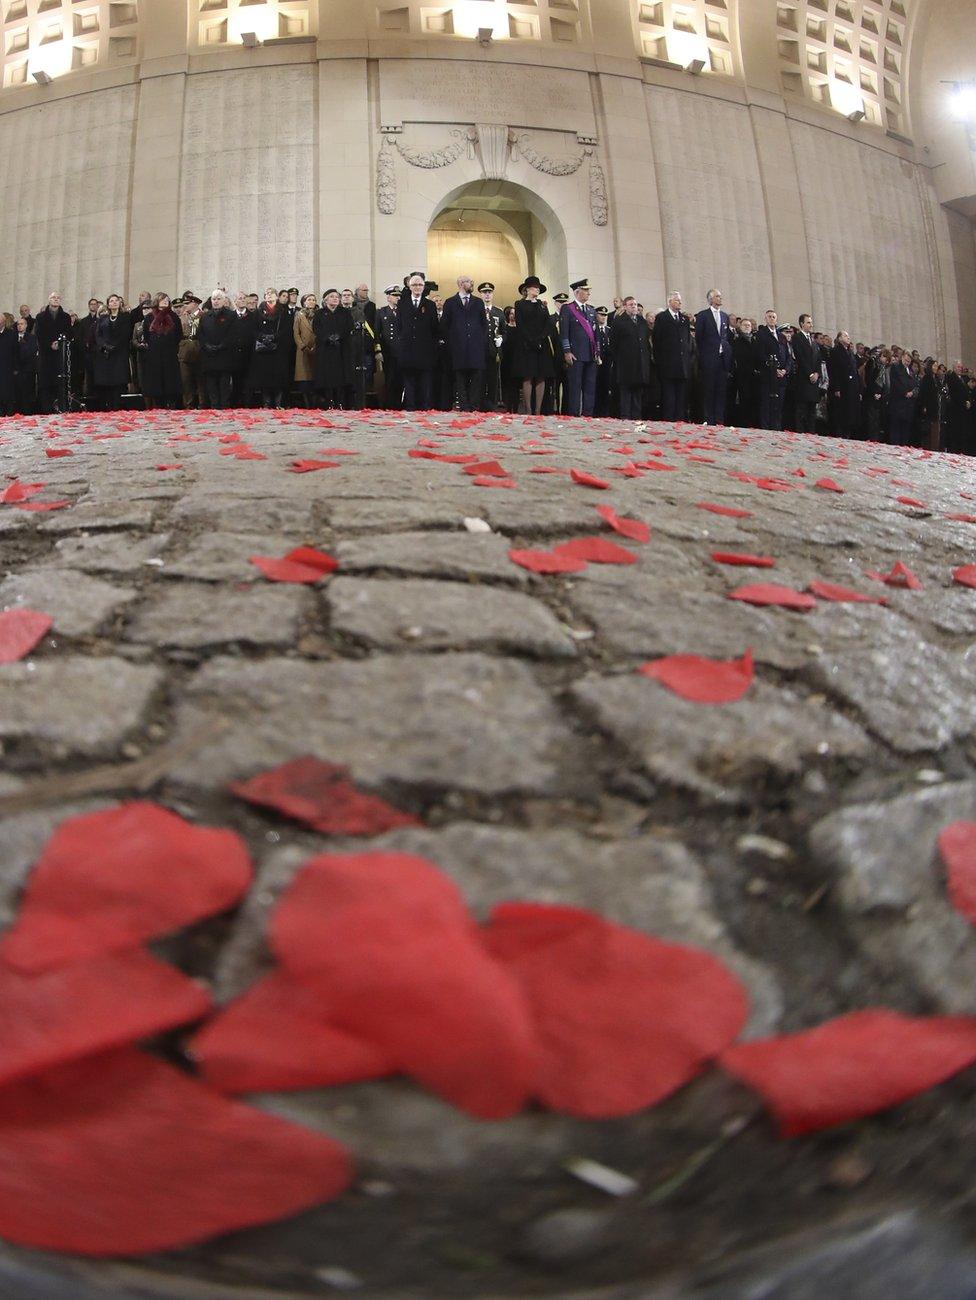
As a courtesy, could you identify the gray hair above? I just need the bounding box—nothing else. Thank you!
[706,288,722,303]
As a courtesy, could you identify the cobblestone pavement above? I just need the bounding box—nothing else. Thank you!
[2,407,976,1298]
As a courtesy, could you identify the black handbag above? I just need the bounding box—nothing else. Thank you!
[254,335,277,353]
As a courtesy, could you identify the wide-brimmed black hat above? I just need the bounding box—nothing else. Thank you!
[519,275,547,294]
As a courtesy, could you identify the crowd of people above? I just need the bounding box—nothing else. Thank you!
[0,276,973,450]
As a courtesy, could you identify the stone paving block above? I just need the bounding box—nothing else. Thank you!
[481,498,620,536]
[328,577,576,657]
[328,498,475,532]
[0,657,162,755]
[53,531,171,575]
[802,606,976,752]
[0,569,137,637]
[126,581,309,649]
[35,500,156,533]
[572,674,871,803]
[809,782,976,1012]
[170,493,316,533]
[334,531,529,585]
[162,533,300,582]
[169,652,575,794]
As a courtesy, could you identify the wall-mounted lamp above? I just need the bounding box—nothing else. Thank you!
[32,69,53,85]
[241,31,260,48]
[847,109,865,123]
[686,58,705,75]
[477,27,493,46]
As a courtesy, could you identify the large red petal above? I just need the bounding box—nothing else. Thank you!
[508,548,588,574]
[720,1010,976,1137]
[638,649,754,703]
[952,564,976,589]
[594,505,650,543]
[482,902,749,1119]
[552,537,638,565]
[727,583,816,611]
[0,950,211,1087]
[0,802,252,972]
[250,555,327,584]
[230,756,420,835]
[0,609,52,663]
[0,1048,352,1255]
[808,579,888,605]
[570,469,610,489]
[938,821,976,926]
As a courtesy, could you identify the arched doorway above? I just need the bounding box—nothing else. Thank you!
[427,180,569,307]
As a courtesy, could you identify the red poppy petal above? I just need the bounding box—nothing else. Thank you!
[0,951,210,1087]
[271,853,538,1118]
[250,556,327,584]
[938,821,976,925]
[952,564,976,589]
[0,481,44,505]
[570,469,610,489]
[814,478,844,493]
[230,756,420,836]
[482,902,748,1119]
[283,546,338,575]
[595,505,650,543]
[552,537,637,565]
[710,552,775,568]
[727,584,817,611]
[896,496,927,508]
[0,802,252,973]
[0,609,52,663]
[720,1011,976,1137]
[946,515,976,524]
[696,502,753,518]
[508,548,588,574]
[44,448,73,458]
[808,580,888,605]
[463,460,509,477]
[882,561,923,590]
[638,649,754,703]
[0,1048,352,1255]
[14,500,71,513]
[191,971,393,1094]
[470,476,517,488]
[289,460,341,473]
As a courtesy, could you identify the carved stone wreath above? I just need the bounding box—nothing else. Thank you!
[513,132,585,176]
[395,128,475,170]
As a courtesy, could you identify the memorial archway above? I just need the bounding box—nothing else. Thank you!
[427,179,569,307]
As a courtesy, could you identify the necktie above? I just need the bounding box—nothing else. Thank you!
[413,298,420,308]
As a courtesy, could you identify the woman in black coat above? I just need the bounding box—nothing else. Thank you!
[313,291,353,409]
[13,317,37,414]
[0,314,17,416]
[142,294,184,409]
[93,295,132,410]
[512,277,553,414]
[247,288,292,407]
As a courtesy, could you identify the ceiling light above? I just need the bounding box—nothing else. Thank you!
[686,58,706,75]
[241,31,260,48]
[32,69,53,85]
[847,108,865,122]
[478,27,493,46]
[949,83,976,121]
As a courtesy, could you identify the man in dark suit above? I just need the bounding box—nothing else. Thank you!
[694,288,732,425]
[377,286,401,408]
[560,278,601,417]
[440,275,488,412]
[827,331,861,439]
[790,313,822,434]
[888,348,917,446]
[652,291,693,422]
[755,309,793,430]
[33,292,73,413]
[395,272,440,410]
[478,282,506,411]
[945,361,972,453]
[231,292,255,406]
[610,296,652,420]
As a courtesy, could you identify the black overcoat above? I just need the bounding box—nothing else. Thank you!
[93,314,132,388]
[609,313,652,387]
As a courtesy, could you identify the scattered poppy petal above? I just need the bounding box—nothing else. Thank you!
[808,579,888,605]
[594,505,650,543]
[0,481,44,505]
[508,548,588,574]
[0,609,52,663]
[552,537,637,565]
[482,902,748,1118]
[283,546,338,575]
[720,1011,976,1137]
[230,756,420,836]
[0,802,252,973]
[250,555,329,584]
[938,821,976,926]
[14,500,71,512]
[570,469,610,489]
[470,476,517,488]
[638,649,754,704]
[896,496,927,509]
[289,460,341,473]
[696,502,753,518]
[154,464,184,472]
[727,584,816,611]
[191,970,393,1094]
[952,564,976,590]
[814,478,844,493]
[463,460,509,478]
[877,561,923,590]
[0,950,211,1088]
[44,448,73,459]
[0,1048,352,1255]
[710,552,775,568]
[946,514,976,524]
[271,853,539,1119]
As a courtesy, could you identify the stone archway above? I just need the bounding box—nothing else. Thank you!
[426,178,569,307]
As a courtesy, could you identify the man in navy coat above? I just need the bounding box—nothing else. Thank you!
[560,278,601,417]
[887,348,917,446]
[694,288,733,425]
[754,308,793,430]
[652,291,693,421]
[440,275,488,411]
[395,271,440,410]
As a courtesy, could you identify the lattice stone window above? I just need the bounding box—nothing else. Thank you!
[1,0,138,89]
[193,0,314,47]
[373,0,583,44]
[776,0,912,134]
[636,0,736,76]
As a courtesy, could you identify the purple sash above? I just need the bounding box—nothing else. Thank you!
[568,302,598,356]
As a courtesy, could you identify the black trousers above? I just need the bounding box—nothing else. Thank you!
[382,353,402,408]
[205,373,233,409]
[563,360,597,417]
[794,399,818,434]
[453,368,483,412]
[618,385,644,420]
[660,378,687,422]
[482,358,502,410]
[759,383,786,431]
[700,363,729,425]
[402,368,432,411]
